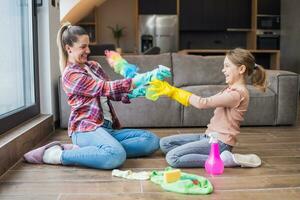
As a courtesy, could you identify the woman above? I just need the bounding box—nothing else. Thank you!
[24,23,170,169]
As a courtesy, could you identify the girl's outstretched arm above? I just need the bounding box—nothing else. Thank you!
[148,80,241,109]
[189,91,242,109]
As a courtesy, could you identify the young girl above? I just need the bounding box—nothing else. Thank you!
[23,23,170,169]
[148,48,266,168]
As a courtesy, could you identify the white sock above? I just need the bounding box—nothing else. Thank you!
[220,150,240,167]
[42,145,63,164]
[220,151,262,168]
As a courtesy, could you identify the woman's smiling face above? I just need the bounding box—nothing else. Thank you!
[66,34,90,65]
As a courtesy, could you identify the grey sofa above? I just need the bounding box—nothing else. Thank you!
[58,53,299,128]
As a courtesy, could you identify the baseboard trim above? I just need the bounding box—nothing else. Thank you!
[0,114,53,177]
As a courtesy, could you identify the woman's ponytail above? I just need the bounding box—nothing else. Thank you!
[251,64,267,92]
[57,22,71,74]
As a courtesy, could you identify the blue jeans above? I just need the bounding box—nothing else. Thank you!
[61,120,160,169]
[160,133,232,168]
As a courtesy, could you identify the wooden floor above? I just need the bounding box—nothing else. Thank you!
[1,107,300,199]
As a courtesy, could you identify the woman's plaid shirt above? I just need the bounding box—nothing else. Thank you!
[62,61,132,136]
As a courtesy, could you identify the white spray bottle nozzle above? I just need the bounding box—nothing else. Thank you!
[208,132,218,143]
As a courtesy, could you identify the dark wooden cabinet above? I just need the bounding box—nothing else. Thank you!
[180,0,227,30]
[201,0,228,30]
[138,0,177,15]
[258,0,280,15]
[180,0,251,31]
[179,0,203,30]
[227,0,251,29]
[175,0,281,54]
[179,31,248,49]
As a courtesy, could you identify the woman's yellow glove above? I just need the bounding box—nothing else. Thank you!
[147,80,192,106]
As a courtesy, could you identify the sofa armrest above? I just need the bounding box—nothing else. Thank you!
[266,70,299,125]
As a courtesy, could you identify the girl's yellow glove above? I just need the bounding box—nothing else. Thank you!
[147,80,192,106]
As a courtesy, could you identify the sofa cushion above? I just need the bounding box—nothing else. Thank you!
[111,97,181,127]
[181,85,276,127]
[172,53,226,87]
[243,85,276,125]
[90,53,173,83]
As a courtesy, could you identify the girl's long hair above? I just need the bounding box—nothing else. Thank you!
[226,48,267,92]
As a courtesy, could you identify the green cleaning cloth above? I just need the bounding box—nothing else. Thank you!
[150,168,213,195]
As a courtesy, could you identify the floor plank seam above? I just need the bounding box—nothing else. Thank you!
[219,186,300,192]
[55,188,300,195]
[209,174,300,179]
[140,181,144,193]
[48,192,161,195]
[2,173,300,183]
[0,180,144,183]
[260,155,300,158]
[8,168,167,172]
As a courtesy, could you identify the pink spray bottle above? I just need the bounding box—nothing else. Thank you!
[205,133,224,175]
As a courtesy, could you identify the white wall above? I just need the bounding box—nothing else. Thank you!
[60,0,80,21]
[96,0,137,53]
[60,0,106,24]
[37,0,60,122]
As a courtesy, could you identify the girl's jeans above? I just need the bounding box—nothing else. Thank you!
[160,133,232,168]
[61,120,160,169]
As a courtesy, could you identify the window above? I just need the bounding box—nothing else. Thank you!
[0,0,40,134]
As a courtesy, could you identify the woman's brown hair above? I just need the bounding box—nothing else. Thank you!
[226,48,267,92]
[56,22,88,73]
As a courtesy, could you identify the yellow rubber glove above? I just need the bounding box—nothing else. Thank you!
[147,80,192,106]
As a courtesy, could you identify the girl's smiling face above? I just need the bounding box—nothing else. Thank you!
[222,56,246,86]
